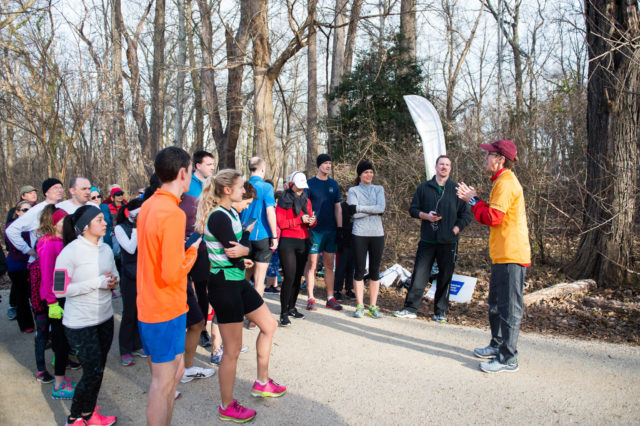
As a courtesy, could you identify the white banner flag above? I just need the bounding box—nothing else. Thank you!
[403,95,446,179]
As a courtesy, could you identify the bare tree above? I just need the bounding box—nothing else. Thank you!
[306,0,319,174]
[563,0,640,286]
[400,0,416,61]
[150,0,166,157]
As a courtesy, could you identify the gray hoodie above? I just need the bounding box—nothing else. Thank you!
[347,183,385,237]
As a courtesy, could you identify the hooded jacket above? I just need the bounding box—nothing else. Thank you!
[409,177,472,244]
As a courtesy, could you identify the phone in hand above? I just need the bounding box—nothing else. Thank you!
[185,232,202,249]
[242,217,257,231]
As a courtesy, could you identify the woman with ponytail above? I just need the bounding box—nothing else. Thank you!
[34,204,75,397]
[195,169,283,423]
[114,198,146,366]
[56,205,119,426]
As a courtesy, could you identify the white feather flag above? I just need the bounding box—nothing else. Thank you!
[403,95,446,179]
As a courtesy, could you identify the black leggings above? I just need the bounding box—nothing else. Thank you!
[118,274,142,356]
[352,235,385,281]
[65,317,114,419]
[279,237,309,314]
[8,270,34,331]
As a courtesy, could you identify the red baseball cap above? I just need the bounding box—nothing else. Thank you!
[480,139,518,161]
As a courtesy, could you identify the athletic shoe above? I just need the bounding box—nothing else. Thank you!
[251,378,287,398]
[326,298,343,311]
[393,309,417,319]
[218,399,256,423]
[121,354,135,366]
[279,314,291,327]
[334,292,343,301]
[86,405,116,426]
[7,306,17,320]
[210,349,223,365]
[23,327,35,333]
[181,366,216,383]
[368,305,382,319]
[353,304,365,318]
[68,360,82,370]
[345,290,356,300]
[432,314,447,323]
[52,381,75,399]
[132,348,148,358]
[36,370,54,384]
[473,345,500,359]
[479,359,519,374]
[200,331,212,348]
[66,418,87,426]
[264,286,280,294]
[288,308,305,319]
[306,298,317,311]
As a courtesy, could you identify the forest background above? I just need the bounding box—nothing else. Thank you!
[1,0,639,340]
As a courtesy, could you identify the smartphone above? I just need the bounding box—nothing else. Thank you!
[243,217,257,230]
[185,232,202,248]
[53,269,70,294]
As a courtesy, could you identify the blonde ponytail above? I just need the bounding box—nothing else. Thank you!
[195,169,243,233]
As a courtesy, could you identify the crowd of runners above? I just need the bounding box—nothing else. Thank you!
[1,139,530,425]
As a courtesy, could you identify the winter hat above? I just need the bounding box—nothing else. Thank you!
[42,178,63,196]
[110,187,124,197]
[356,160,374,177]
[316,153,332,168]
[52,209,68,226]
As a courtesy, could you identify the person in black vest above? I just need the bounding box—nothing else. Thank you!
[114,198,147,366]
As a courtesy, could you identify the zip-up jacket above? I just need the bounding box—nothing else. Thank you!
[409,177,472,244]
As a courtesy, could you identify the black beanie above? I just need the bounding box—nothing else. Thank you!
[316,153,332,168]
[42,178,63,196]
[357,160,374,177]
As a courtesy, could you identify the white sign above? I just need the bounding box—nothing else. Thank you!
[424,274,477,303]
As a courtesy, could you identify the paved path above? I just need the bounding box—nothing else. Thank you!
[1,290,639,425]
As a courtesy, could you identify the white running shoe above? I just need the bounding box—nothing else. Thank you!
[181,366,216,383]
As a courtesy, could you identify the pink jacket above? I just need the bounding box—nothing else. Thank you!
[36,235,64,305]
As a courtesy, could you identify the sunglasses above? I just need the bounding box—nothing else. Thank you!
[114,191,124,196]
[19,208,30,212]
[91,195,102,200]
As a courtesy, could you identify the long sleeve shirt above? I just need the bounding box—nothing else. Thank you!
[136,189,198,323]
[36,235,64,305]
[348,184,385,237]
[5,200,50,258]
[275,199,315,239]
[55,236,119,328]
[114,224,137,255]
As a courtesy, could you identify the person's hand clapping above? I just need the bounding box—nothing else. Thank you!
[456,182,477,202]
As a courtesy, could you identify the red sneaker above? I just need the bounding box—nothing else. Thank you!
[251,378,287,398]
[218,399,256,423]
[306,298,317,310]
[86,405,116,426]
[326,298,343,311]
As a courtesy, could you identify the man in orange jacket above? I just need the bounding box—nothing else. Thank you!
[457,139,531,374]
[137,147,201,425]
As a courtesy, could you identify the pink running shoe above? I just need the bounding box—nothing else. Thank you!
[86,405,116,426]
[218,399,256,423]
[251,378,287,398]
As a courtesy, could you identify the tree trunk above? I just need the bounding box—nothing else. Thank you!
[400,0,416,62]
[174,0,187,147]
[344,0,363,74]
[306,0,318,174]
[150,0,166,157]
[186,0,204,152]
[111,0,128,187]
[327,0,349,155]
[563,0,639,287]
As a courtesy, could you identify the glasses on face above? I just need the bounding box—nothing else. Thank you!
[91,195,102,200]
[485,152,502,158]
[19,208,30,213]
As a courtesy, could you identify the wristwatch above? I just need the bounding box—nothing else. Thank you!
[468,196,479,207]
